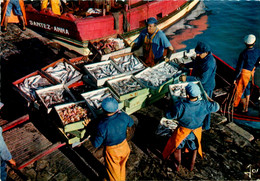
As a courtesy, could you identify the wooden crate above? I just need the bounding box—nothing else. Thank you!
[124,101,146,115]
[58,128,86,145]
[109,52,146,75]
[41,58,83,86]
[169,81,207,104]
[54,101,93,133]
[146,92,166,105]
[12,70,55,103]
[83,60,125,87]
[81,87,124,117]
[107,75,149,101]
[124,94,148,108]
[36,84,76,113]
[88,34,131,61]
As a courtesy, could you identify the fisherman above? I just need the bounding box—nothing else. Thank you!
[0,105,16,181]
[41,0,61,15]
[233,34,260,113]
[1,0,26,32]
[130,17,175,67]
[90,97,134,181]
[162,82,219,171]
[179,41,217,130]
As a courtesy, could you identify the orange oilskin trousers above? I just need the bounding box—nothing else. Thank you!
[105,139,131,181]
[41,0,61,15]
[143,28,159,67]
[162,126,203,160]
[234,68,255,107]
[1,0,27,26]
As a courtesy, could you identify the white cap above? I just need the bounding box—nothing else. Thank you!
[244,34,256,45]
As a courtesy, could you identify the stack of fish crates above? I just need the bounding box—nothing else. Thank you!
[54,101,94,144]
[81,87,124,117]
[169,81,207,105]
[135,61,184,105]
[107,75,149,115]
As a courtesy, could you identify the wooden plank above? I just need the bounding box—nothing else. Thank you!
[2,114,29,132]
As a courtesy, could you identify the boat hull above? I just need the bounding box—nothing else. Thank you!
[25,0,199,47]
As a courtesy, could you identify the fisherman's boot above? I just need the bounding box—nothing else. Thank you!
[189,150,197,171]
[173,149,181,171]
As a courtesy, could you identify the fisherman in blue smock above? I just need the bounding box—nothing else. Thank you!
[233,34,260,113]
[91,97,134,181]
[162,82,219,171]
[180,41,217,130]
[1,127,16,181]
[130,17,175,67]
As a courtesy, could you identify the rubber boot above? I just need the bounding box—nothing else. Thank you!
[173,149,181,171]
[189,150,197,171]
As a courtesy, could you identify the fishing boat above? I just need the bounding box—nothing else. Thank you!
[24,0,200,54]
[171,50,260,129]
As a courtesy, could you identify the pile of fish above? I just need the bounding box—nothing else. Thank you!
[45,62,82,83]
[57,104,89,125]
[86,8,102,15]
[18,74,52,100]
[38,88,67,107]
[155,117,178,137]
[83,89,114,110]
[170,85,187,98]
[137,63,181,89]
[112,54,145,73]
[87,63,121,79]
[110,77,143,96]
[92,38,125,54]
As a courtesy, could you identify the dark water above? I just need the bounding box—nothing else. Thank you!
[165,1,260,129]
[165,0,260,68]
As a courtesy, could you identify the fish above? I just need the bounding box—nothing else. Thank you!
[38,88,69,107]
[110,77,143,95]
[113,54,145,73]
[57,103,89,125]
[87,62,121,80]
[45,62,81,83]
[18,74,52,100]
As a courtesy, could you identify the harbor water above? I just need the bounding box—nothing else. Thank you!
[164,0,260,129]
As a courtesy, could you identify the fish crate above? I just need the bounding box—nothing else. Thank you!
[106,75,149,101]
[36,84,76,113]
[88,34,131,61]
[81,87,124,117]
[12,70,56,103]
[83,60,125,87]
[146,92,166,105]
[124,93,148,108]
[135,62,183,95]
[41,58,83,86]
[124,100,146,115]
[69,56,90,70]
[109,52,146,75]
[54,101,93,133]
[58,128,86,145]
[169,81,207,104]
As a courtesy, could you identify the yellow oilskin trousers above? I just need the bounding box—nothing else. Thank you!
[234,68,255,107]
[41,0,61,15]
[105,139,130,181]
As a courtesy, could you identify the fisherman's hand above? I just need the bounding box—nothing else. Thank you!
[164,57,170,62]
[9,159,16,167]
[179,75,187,82]
[83,118,91,126]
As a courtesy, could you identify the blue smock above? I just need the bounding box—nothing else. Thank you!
[186,52,217,95]
[166,99,219,150]
[1,127,12,181]
[133,28,172,60]
[91,112,134,148]
[234,47,260,80]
